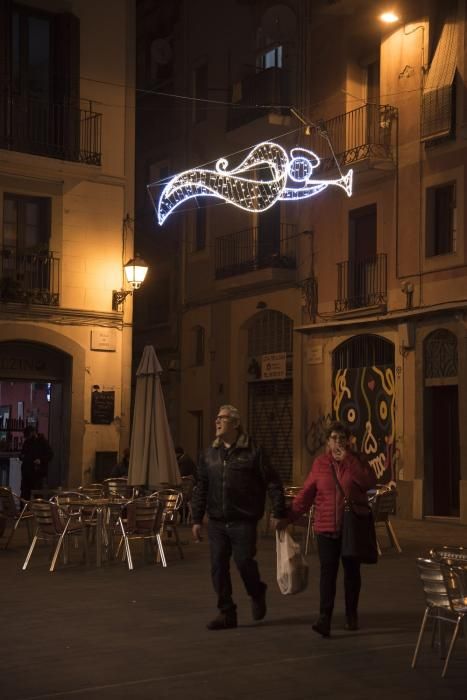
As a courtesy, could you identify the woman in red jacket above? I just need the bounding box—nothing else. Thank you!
[281,421,376,637]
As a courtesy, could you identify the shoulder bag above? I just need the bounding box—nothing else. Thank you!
[330,461,378,565]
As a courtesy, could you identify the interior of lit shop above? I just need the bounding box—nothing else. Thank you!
[0,380,52,494]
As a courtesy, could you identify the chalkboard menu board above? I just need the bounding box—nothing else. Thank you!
[91,390,115,425]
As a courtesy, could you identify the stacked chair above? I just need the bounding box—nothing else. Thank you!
[412,547,467,677]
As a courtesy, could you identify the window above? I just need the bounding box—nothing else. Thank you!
[257,46,283,70]
[421,8,457,142]
[192,326,205,366]
[189,410,203,456]
[2,193,51,252]
[148,37,173,85]
[426,183,456,256]
[12,6,51,100]
[193,63,208,123]
[193,204,207,251]
[366,59,380,104]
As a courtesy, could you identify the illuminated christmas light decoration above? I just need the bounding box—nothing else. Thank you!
[154,141,353,225]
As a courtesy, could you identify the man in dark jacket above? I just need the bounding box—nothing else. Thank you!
[20,426,53,500]
[192,404,286,630]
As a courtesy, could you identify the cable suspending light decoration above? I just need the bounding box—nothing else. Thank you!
[153,141,353,225]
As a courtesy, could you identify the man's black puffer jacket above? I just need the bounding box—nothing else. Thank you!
[191,432,286,523]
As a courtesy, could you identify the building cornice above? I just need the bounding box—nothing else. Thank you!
[0,303,124,329]
[295,299,467,334]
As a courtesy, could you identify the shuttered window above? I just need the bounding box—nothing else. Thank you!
[421,16,457,141]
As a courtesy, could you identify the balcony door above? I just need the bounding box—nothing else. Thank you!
[257,204,280,268]
[423,330,460,517]
[0,3,80,159]
[348,204,377,307]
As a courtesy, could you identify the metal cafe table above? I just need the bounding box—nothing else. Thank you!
[60,497,127,567]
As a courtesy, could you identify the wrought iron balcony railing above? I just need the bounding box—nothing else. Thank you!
[227,67,290,131]
[215,223,296,280]
[0,90,102,165]
[0,248,60,306]
[335,254,387,312]
[309,104,397,171]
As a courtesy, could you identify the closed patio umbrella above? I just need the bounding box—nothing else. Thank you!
[128,345,180,488]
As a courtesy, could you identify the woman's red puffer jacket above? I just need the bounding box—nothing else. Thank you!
[290,451,376,534]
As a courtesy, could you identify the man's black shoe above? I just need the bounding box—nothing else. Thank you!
[344,614,359,631]
[251,585,267,621]
[206,611,238,630]
[311,615,331,637]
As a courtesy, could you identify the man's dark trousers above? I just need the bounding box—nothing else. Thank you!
[208,518,265,612]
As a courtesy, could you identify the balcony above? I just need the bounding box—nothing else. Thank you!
[215,223,296,282]
[0,90,102,165]
[335,254,387,313]
[309,104,397,173]
[0,248,60,306]
[227,67,290,132]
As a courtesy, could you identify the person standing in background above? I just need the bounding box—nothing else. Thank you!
[20,426,53,500]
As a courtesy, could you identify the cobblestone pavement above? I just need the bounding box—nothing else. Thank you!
[1,517,466,700]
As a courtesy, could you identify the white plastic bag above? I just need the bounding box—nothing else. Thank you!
[276,530,309,595]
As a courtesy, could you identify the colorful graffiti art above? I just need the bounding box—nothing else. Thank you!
[332,365,396,486]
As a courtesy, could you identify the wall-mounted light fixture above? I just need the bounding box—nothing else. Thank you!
[112,255,148,311]
[379,10,400,24]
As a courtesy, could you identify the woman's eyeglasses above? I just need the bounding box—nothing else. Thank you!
[329,433,347,443]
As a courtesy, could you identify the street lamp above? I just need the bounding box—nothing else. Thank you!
[112,255,148,311]
[379,10,400,24]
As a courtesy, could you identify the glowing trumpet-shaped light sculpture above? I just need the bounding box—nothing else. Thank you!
[152,141,353,226]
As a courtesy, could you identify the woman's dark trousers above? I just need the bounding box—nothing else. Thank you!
[208,519,265,612]
[316,534,361,620]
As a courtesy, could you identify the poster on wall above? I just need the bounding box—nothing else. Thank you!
[91,390,115,425]
[332,365,396,486]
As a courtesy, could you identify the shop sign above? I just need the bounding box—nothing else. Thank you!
[91,329,117,352]
[307,345,323,365]
[261,352,287,380]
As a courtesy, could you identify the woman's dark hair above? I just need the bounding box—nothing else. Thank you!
[325,421,350,440]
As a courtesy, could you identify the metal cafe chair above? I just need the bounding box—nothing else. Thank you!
[283,486,314,555]
[438,560,467,677]
[0,486,34,549]
[411,555,460,676]
[370,485,401,554]
[115,496,166,570]
[429,545,467,564]
[179,476,195,525]
[150,488,184,561]
[50,491,97,540]
[78,483,105,498]
[22,499,89,572]
[102,477,134,500]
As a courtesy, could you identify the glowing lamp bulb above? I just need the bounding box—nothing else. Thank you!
[380,11,399,23]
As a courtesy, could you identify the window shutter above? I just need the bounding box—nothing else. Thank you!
[53,12,80,106]
[421,17,457,141]
[53,12,80,160]
[0,0,12,86]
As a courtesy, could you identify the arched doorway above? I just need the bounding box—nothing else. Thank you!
[332,334,395,485]
[245,310,293,482]
[423,329,460,516]
[0,341,72,491]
